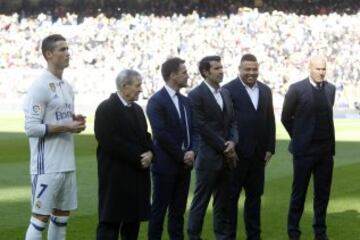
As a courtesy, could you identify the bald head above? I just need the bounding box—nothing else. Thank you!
[309,55,326,83]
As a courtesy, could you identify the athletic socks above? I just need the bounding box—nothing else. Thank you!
[47,215,69,240]
[25,216,47,240]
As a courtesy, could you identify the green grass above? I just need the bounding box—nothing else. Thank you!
[0,118,359,239]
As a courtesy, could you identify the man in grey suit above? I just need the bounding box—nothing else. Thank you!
[187,56,238,240]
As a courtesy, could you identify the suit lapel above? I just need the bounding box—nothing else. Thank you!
[324,82,333,108]
[236,78,257,111]
[111,93,144,140]
[257,83,265,112]
[132,104,147,143]
[200,82,223,119]
[304,78,315,109]
[161,87,182,128]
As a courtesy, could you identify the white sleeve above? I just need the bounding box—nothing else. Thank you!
[23,83,48,137]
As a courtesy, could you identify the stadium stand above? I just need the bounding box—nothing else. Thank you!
[0,0,359,116]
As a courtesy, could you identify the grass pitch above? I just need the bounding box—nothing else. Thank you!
[0,117,359,239]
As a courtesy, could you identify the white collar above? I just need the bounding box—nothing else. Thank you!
[204,80,220,94]
[117,92,131,107]
[164,84,177,98]
[309,77,323,87]
[239,77,258,89]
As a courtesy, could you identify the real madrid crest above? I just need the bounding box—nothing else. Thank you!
[35,200,42,209]
[49,83,56,92]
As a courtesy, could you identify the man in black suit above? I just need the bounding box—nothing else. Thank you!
[187,56,238,240]
[282,56,336,240]
[223,54,275,240]
[94,69,154,240]
[147,57,197,240]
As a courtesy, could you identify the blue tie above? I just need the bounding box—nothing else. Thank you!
[176,92,189,150]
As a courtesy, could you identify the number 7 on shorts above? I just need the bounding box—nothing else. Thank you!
[37,184,48,198]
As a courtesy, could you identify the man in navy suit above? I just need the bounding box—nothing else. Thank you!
[282,56,336,240]
[147,57,197,240]
[223,54,275,240]
[187,56,238,240]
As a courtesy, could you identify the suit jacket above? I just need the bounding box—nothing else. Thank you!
[188,81,238,170]
[223,78,275,159]
[146,87,197,174]
[94,93,153,222]
[281,78,336,156]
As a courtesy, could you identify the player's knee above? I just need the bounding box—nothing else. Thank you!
[50,215,69,228]
[32,213,50,223]
[52,208,70,216]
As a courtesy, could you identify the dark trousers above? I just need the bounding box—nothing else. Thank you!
[148,170,191,240]
[287,153,333,239]
[96,221,140,240]
[187,168,232,240]
[227,154,265,240]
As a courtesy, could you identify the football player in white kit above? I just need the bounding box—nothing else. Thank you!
[23,34,86,240]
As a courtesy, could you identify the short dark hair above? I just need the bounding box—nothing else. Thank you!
[41,34,66,60]
[161,57,185,82]
[198,55,221,79]
[240,53,257,63]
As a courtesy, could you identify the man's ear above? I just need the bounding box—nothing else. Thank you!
[169,72,176,81]
[44,50,52,61]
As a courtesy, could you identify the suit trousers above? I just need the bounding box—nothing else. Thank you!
[187,168,232,240]
[287,152,333,239]
[226,154,265,240]
[96,221,140,240]
[148,170,191,240]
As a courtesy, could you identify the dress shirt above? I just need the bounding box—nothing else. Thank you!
[165,85,190,150]
[165,85,181,118]
[309,77,323,88]
[117,92,132,107]
[240,78,259,110]
[204,81,223,110]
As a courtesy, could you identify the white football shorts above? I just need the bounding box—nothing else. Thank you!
[31,171,77,215]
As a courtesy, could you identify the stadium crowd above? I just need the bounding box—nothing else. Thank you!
[0,3,359,112]
[1,0,360,18]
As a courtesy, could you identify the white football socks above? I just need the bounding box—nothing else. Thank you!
[25,216,47,240]
[47,215,69,240]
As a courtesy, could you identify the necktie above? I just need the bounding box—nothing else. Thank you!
[176,92,189,150]
[316,82,323,89]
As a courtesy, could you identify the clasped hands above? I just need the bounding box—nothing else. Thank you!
[140,151,153,169]
[183,151,195,168]
[68,114,86,133]
[224,141,238,169]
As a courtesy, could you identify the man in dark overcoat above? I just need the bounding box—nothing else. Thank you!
[94,69,154,240]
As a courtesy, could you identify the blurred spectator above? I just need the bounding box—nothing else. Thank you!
[0,4,359,113]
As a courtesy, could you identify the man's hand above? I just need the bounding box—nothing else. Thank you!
[67,121,86,133]
[73,114,86,124]
[140,151,153,168]
[183,151,195,168]
[264,151,272,166]
[224,150,238,170]
[224,141,235,154]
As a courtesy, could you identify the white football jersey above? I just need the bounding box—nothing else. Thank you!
[23,70,76,174]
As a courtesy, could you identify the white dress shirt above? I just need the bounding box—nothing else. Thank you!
[165,85,181,118]
[164,85,190,149]
[240,78,259,110]
[204,81,223,110]
[309,77,323,88]
[117,92,132,107]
